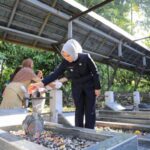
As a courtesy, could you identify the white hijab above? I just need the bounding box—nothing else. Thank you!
[62,39,82,61]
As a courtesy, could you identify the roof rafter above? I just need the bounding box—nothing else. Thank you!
[0,25,57,44]
[3,0,20,39]
[33,0,57,46]
[69,0,114,21]
[25,0,149,60]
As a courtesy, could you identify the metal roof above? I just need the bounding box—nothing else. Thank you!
[0,0,150,74]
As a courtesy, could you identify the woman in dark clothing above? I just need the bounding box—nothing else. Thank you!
[34,39,101,129]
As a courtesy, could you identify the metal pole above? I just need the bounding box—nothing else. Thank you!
[0,25,58,44]
[134,36,150,41]
[68,21,73,39]
[118,42,122,57]
[142,56,146,66]
[0,59,4,81]
[69,0,114,21]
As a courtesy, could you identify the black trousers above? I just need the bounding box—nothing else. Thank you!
[72,83,96,129]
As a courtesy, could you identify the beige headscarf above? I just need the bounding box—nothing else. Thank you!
[22,58,33,68]
[13,58,39,83]
[13,67,37,82]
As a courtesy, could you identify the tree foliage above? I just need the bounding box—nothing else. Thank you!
[0,41,62,96]
[75,0,150,94]
[76,0,150,45]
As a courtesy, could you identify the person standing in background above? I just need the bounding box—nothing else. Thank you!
[35,70,43,80]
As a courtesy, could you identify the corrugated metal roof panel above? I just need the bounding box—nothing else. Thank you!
[0,0,149,74]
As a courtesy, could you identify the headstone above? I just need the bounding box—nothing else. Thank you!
[133,91,141,107]
[49,90,62,123]
[22,113,44,138]
[105,91,125,111]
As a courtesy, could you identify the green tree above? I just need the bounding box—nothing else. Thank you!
[76,0,150,46]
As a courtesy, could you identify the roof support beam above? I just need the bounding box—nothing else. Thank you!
[7,0,19,27]
[134,36,150,41]
[83,49,136,67]
[74,20,120,43]
[68,21,73,39]
[143,56,146,66]
[118,42,122,57]
[74,20,150,59]
[95,30,113,53]
[95,38,106,52]
[81,33,90,47]
[0,25,57,44]
[33,0,57,46]
[83,49,109,59]
[24,0,149,60]
[81,21,99,47]
[108,38,124,57]
[33,14,50,46]
[85,49,150,73]
[25,0,70,20]
[69,0,114,21]
[3,0,20,39]
[123,43,144,56]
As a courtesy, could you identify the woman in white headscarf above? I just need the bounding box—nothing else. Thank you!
[33,39,101,129]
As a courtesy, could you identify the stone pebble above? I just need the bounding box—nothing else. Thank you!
[10,130,96,150]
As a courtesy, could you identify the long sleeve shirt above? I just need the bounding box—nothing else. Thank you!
[42,53,101,89]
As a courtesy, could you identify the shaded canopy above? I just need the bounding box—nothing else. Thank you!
[0,0,150,74]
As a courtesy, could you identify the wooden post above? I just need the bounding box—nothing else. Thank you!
[107,66,118,90]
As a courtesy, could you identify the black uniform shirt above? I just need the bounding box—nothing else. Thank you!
[42,53,101,89]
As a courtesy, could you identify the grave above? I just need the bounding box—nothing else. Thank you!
[0,122,137,150]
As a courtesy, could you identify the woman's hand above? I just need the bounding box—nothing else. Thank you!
[59,77,68,83]
[48,80,63,89]
[34,82,44,88]
[48,82,56,89]
[95,89,101,97]
[28,82,44,94]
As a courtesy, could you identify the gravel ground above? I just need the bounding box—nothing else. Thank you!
[96,127,150,150]
[10,130,97,150]
[138,146,150,150]
[10,127,150,150]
